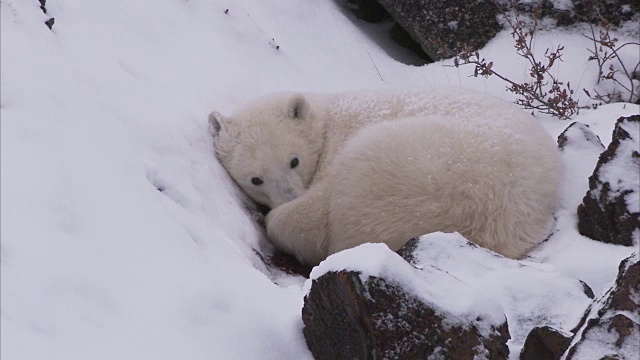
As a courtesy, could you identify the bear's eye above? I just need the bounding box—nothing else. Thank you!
[290,157,299,169]
[251,177,264,186]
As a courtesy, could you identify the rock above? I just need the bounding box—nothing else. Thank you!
[338,0,638,65]
[563,253,640,359]
[399,233,593,348]
[388,23,432,62]
[557,122,604,151]
[302,270,510,360]
[374,0,502,60]
[498,0,638,27]
[520,326,572,360]
[577,115,640,246]
[39,0,47,14]
[39,0,55,30]
[557,121,606,212]
[571,0,640,26]
[45,17,55,30]
[342,0,390,23]
[302,232,597,358]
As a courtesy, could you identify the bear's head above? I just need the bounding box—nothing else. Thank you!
[210,93,324,209]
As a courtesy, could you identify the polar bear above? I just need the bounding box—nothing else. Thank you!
[210,88,562,266]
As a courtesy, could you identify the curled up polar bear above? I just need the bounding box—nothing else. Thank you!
[210,88,562,266]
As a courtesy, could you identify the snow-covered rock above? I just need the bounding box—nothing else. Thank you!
[578,115,640,246]
[302,242,510,359]
[563,252,640,360]
[399,233,594,352]
[303,232,595,357]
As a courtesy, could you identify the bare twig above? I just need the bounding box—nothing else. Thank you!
[451,13,581,119]
[583,22,640,104]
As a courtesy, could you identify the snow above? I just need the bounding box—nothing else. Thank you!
[1,0,639,359]
[403,233,591,353]
[309,232,591,351]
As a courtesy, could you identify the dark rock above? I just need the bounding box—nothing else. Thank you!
[374,0,502,60]
[39,0,47,14]
[394,236,420,262]
[577,115,640,246]
[571,0,640,26]
[606,253,640,314]
[343,0,390,23]
[520,326,572,360]
[565,253,640,358]
[302,270,510,360]
[45,17,55,30]
[388,23,432,62]
[564,253,640,359]
[579,280,596,299]
[557,122,604,151]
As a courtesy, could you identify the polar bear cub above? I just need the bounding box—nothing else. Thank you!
[211,88,562,266]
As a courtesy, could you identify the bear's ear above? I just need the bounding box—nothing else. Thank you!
[208,111,225,136]
[287,95,309,120]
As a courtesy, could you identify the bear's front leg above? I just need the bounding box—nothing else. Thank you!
[265,181,330,267]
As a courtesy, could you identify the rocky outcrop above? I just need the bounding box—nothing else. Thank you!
[569,0,640,26]
[374,0,501,60]
[520,253,640,360]
[339,0,639,62]
[564,253,640,359]
[577,115,640,246]
[302,270,510,360]
[503,0,639,27]
[343,0,389,23]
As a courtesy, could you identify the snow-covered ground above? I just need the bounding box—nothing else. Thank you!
[1,0,638,359]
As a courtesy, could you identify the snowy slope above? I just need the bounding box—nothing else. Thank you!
[1,0,638,359]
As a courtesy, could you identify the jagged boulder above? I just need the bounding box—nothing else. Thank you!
[577,115,640,246]
[38,0,55,29]
[570,0,639,26]
[338,0,638,63]
[302,232,596,358]
[399,233,593,347]
[563,252,640,359]
[502,0,639,26]
[302,242,510,360]
[303,270,510,360]
[342,0,389,23]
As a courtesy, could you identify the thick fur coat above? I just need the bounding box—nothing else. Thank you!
[211,88,562,266]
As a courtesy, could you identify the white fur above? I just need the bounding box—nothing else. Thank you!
[212,88,562,266]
